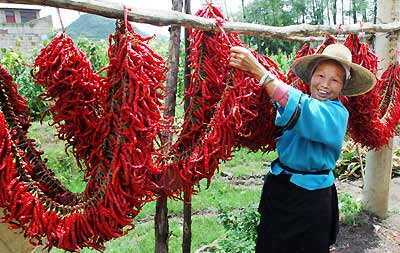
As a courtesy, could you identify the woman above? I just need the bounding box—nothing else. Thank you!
[229,43,376,253]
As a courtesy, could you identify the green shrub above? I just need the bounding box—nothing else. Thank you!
[0,47,48,120]
[338,191,363,225]
[216,205,259,253]
[269,49,296,75]
[76,36,109,74]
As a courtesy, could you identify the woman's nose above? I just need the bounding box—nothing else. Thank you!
[319,79,329,88]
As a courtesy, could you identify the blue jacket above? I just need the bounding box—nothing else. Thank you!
[270,87,349,190]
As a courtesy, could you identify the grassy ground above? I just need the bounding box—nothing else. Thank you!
[29,118,362,253]
[29,120,271,253]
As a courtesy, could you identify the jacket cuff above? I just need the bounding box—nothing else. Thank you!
[275,87,302,128]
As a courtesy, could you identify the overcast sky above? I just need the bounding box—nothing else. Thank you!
[1,0,245,36]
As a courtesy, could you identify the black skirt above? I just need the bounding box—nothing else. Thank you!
[255,173,339,253]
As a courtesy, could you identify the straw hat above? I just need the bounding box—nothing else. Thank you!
[291,43,376,96]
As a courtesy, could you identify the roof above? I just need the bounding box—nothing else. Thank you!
[0,4,41,11]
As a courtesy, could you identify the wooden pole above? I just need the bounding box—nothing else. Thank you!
[155,0,183,252]
[3,0,400,39]
[182,1,192,251]
[362,0,399,218]
[155,198,169,253]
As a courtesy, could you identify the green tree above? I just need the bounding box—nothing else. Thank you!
[0,48,47,120]
[76,36,109,74]
[238,0,298,54]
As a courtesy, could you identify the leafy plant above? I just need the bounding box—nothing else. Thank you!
[338,191,363,225]
[269,49,296,75]
[335,138,366,180]
[0,47,47,120]
[215,205,259,253]
[76,36,109,74]
[335,137,400,180]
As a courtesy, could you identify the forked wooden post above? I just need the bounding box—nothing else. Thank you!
[155,0,183,252]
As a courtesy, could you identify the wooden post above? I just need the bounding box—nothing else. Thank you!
[182,3,192,253]
[155,1,183,252]
[362,0,399,218]
[155,197,169,253]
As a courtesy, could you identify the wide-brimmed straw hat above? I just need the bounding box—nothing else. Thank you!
[291,43,376,96]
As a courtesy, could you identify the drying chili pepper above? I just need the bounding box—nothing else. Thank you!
[159,4,286,198]
[0,18,170,251]
[343,34,384,149]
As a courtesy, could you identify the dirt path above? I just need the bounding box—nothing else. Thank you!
[333,177,400,252]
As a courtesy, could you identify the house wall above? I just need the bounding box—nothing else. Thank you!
[0,12,52,57]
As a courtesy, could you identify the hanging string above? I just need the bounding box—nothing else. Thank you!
[338,23,345,39]
[359,21,365,42]
[206,1,232,46]
[123,5,133,32]
[338,24,345,34]
[56,8,65,33]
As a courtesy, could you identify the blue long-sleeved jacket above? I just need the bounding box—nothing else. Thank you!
[270,87,349,190]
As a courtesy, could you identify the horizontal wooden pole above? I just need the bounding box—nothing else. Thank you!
[2,0,400,40]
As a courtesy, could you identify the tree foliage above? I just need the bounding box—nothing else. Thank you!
[0,48,47,120]
[233,0,377,55]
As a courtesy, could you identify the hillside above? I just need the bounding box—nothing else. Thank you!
[66,13,164,41]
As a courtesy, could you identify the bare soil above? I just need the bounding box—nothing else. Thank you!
[332,178,400,253]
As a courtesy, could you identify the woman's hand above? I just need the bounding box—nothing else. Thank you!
[229,46,266,79]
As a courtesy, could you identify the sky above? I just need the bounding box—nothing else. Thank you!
[1,0,244,36]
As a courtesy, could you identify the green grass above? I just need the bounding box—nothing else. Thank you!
[51,215,223,253]
[219,149,276,176]
[136,177,261,221]
[27,119,364,253]
[27,121,86,193]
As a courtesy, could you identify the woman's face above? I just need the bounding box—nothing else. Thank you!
[309,60,345,101]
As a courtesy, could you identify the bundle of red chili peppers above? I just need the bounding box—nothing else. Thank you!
[342,34,400,149]
[32,33,105,171]
[0,20,168,251]
[160,4,287,197]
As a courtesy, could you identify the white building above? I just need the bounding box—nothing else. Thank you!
[0,4,52,57]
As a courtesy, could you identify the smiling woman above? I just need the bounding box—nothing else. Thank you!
[229,43,376,252]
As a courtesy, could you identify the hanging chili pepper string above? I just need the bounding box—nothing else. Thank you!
[343,33,400,149]
[159,3,286,198]
[56,8,65,34]
[0,17,171,250]
[123,5,133,33]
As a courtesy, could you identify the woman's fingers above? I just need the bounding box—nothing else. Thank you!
[229,47,245,68]
[229,46,257,72]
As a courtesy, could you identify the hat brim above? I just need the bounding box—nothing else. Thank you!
[292,55,376,96]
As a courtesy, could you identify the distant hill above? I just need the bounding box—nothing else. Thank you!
[66,14,164,41]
